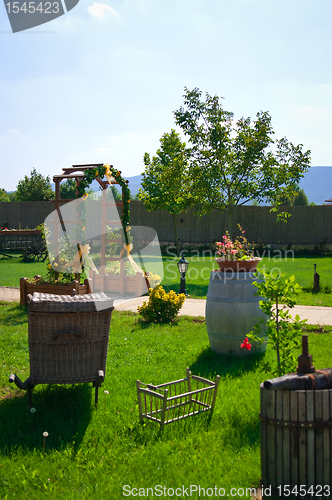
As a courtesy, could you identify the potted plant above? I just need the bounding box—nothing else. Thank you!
[214,224,261,273]
[205,224,266,355]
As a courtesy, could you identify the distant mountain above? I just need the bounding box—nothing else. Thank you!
[298,166,332,205]
[51,167,332,204]
[124,175,143,196]
[124,168,332,204]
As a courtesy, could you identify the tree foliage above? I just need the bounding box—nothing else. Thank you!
[0,189,10,202]
[16,168,54,201]
[280,183,309,206]
[139,129,196,255]
[174,87,311,234]
[60,179,77,199]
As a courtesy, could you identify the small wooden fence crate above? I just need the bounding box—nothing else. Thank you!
[136,368,220,427]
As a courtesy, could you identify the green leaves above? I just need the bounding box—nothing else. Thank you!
[15,168,54,202]
[173,87,311,221]
[249,270,306,376]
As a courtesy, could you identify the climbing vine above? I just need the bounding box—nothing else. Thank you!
[76,164,131,231]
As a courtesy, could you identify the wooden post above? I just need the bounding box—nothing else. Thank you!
[160,389,168,428]
[20,277,27,306]
[290,391,298,488]
[306,390,314,488]
[84,278,92,294]
[314,263,320,292]
[260,383,267,486]
[282,391,290,486]
[136,381,143,422]
[322,390,330,488]
[298,391,307,488]
[276,390,283,487]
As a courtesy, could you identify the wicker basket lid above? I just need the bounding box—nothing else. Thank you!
[28,292,114,313]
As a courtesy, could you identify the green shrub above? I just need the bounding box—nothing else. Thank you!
[137,285,185,323]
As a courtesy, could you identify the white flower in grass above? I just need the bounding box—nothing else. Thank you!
[30,407,36,413]
[104,390,109,394]
[43,432,49,437]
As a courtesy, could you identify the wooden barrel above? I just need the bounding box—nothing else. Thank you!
[205,270,267,354]
[260,384,332,495]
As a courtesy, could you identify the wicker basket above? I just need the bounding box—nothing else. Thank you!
[9,292,114,407]
[136,368,220,427]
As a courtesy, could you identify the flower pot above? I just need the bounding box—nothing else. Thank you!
[205,270,267,355]
[214,258,261,273]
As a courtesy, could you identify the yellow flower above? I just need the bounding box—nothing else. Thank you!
[47,264,51,269]
[53,262,58,267]
[82,193,89,200]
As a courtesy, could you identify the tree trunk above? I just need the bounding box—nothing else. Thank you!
[227,206,235,239]
[172,213,180,257]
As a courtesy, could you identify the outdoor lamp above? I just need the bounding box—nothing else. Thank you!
[177,255,189,295]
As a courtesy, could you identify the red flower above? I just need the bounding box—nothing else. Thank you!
[241,337,252,351]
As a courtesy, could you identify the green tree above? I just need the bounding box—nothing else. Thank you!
[174,87,311,236]
[138,129,196,256]
[16,168,54,201]
[280,184,309,206]
[7,191,17,201]
[109,185,122,202]
[293,188,309,206]
[60,179,77,199]
[0,189,10,202]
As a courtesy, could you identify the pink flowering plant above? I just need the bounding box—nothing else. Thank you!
[215,224,253,261]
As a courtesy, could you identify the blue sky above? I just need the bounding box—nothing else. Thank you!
[1,0,332,191]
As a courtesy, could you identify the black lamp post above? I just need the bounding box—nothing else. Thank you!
[177,255,189,295]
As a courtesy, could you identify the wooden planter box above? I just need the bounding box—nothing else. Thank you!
[89,270,148,296]
[20,277,91,306]
[136,368,220,427]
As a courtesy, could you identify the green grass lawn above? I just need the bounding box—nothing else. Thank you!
[2,251,332,306]
[1,302,332,499]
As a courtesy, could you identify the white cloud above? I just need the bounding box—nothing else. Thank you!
[87,3,119,18]
[98,147,111,151]
[10,129,19,132]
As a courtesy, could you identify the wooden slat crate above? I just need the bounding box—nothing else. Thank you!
[260,384,332,497]
[137,368,220,427]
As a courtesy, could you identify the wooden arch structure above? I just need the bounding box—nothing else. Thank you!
[52,163,147,296]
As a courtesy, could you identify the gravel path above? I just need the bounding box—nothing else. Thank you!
[0,286,20,302]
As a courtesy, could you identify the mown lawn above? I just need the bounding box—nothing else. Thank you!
[1,301,332,499]
[2,251,332,306]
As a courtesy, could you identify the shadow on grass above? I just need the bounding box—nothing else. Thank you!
[190,347,266,380]
[222,411,261,449]
[0,384,93,455]
[0,302,28,326]
[124,408,215,446]
[161,283,208,298]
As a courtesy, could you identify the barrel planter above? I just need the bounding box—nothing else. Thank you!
[205,270,267,355]
[260,384,332,496]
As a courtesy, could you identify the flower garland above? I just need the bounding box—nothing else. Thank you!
[76,164,131,243]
